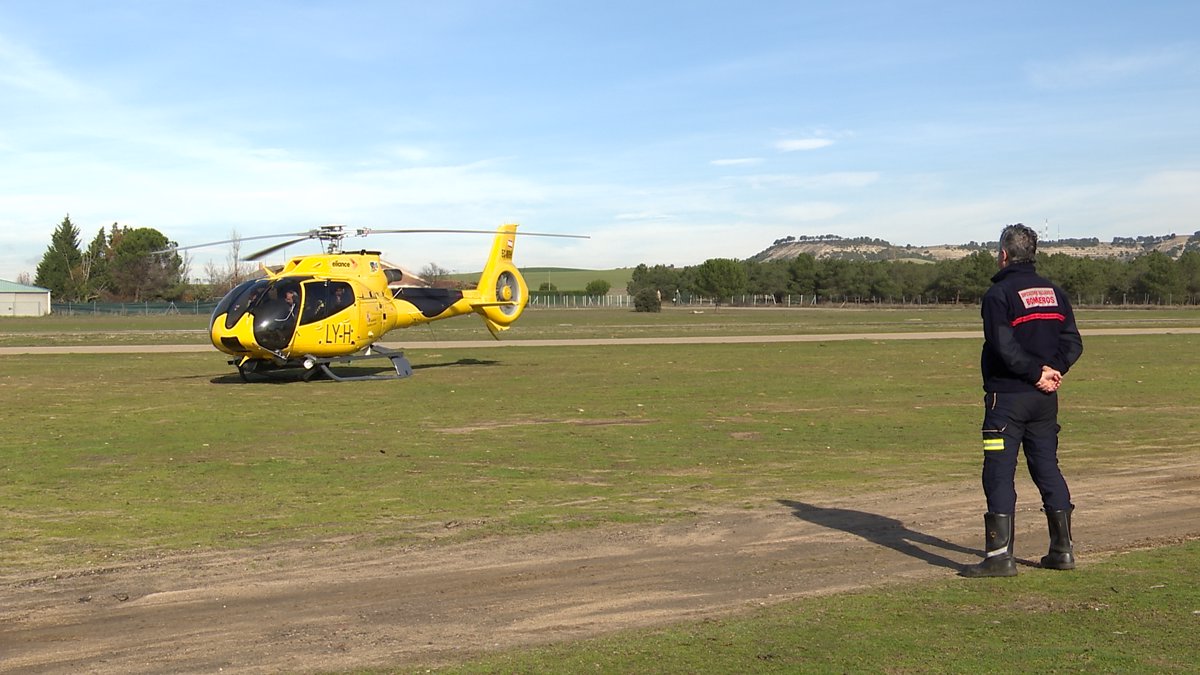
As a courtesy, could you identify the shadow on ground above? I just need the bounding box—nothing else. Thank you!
[778,499,982,570]
[206,357,501,384]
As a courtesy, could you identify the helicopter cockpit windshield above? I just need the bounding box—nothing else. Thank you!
[212,279,262,330]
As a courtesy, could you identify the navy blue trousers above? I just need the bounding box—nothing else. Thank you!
[980,391,1072,514]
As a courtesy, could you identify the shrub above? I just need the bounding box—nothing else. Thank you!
[633,288,662,312]
[585,279,611,296]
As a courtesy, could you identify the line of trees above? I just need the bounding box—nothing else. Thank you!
[28,213,1200,307]
[33,215,188,302]
[628,250,1200,306]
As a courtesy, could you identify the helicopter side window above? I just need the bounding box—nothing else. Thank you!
[299,281,355,325]
[259,280,303,319]
[329,282,355,314]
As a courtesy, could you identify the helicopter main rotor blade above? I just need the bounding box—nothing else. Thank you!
[358,228,590,239]
[151,231,314,254]
[153,225,587,258]
[242,236,315,261]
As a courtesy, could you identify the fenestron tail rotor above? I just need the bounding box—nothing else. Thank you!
[494,270,522,316]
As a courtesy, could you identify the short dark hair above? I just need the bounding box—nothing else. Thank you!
[999,223,1038,264]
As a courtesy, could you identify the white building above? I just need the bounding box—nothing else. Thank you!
[0,280,52,316]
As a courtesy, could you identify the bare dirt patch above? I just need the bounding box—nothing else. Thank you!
[439,417,654,434]
[2,454,1197,674]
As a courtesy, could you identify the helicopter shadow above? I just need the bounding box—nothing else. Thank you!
[206,357,502,384]
[778,499,980,571]
[412,357,500,371]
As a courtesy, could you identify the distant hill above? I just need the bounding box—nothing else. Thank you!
[751,232,1200,263]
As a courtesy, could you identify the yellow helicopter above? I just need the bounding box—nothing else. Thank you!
[168,223,583,381]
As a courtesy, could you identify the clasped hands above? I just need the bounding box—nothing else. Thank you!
[1037,365,1063,393]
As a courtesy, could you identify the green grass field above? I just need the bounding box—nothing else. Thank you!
[1,308,1197,671]
[3,333,1194,567]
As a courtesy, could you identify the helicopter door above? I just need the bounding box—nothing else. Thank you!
[359,290,385,342]
[251,279,305,351]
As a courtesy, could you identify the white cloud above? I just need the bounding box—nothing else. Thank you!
[773,202,846,222]
[734,172,880,191]
[1134,170,1200,197]
[775,138,835,152]
[710,157,763,166]
[614,211,676,221]
[0,35,90,100]
[1025,46,1190,89]
[808,172,879,189]
[379,144,433,163]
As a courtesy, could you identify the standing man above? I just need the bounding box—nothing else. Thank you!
[962,224,1084,578]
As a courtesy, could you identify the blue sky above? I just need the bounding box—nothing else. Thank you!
[2,1,1197,281]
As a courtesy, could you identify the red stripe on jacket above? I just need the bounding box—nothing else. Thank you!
[1011,312,1066,326]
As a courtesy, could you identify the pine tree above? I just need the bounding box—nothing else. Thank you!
[34,215,84,301]
[693,258,747,305]
[81,226,112,300]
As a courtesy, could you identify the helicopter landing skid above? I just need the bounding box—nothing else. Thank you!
[309,345,414,382]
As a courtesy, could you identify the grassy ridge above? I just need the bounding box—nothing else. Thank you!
[443,266,634,291]
[519,266,633,291]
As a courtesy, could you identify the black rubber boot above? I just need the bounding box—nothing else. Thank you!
[961,512,1017,578]
[1040,507,1076,570]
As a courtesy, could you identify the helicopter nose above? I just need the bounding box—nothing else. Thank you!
[210,312,255,354]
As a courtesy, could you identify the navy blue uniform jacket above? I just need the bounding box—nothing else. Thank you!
[980,262,1084,393]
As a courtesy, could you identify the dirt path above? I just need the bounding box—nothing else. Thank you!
[2,452,1197,674]
[3,326,1199,355]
